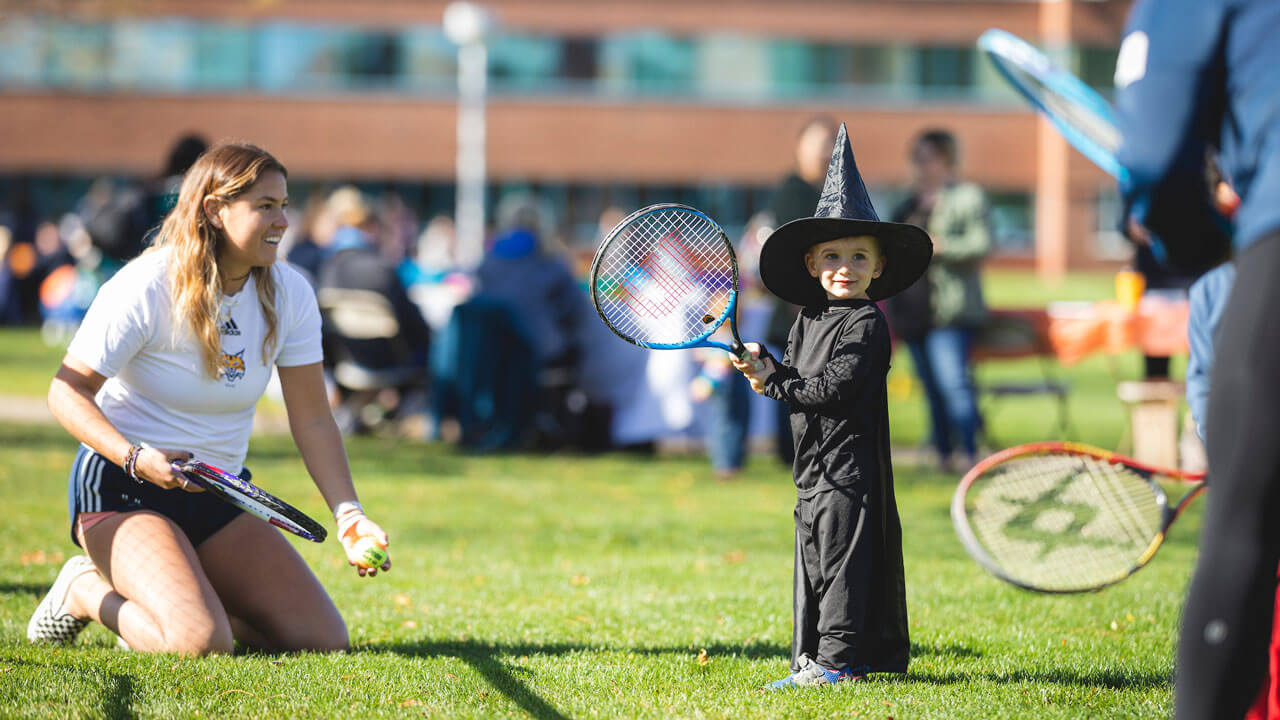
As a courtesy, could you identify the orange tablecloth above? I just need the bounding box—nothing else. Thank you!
[1045,298,1189,365]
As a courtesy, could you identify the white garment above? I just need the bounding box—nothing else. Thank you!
[67,249,322,472]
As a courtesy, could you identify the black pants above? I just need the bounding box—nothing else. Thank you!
[792,484,872,672]
[1177,232,1280,719]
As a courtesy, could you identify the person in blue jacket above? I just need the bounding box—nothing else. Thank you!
[1114,2,1280,718]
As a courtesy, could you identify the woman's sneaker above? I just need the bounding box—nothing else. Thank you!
[764,654,868,690]
[26,555,97,644]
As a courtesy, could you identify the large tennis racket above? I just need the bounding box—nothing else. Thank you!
[590,203,761,368]
[978,28,1188,266]
[979,28,1126,182]
[174,460,327,543]
[952,442,1205,593]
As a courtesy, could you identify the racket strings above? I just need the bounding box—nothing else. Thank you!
[1007,64,1121,152]
[965,454,1163,591]
[594,209,735,346]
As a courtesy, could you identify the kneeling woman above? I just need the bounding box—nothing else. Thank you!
[28,142,390,655]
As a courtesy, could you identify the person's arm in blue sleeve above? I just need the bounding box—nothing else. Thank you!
[1185,275,1215,440]
[1185,262,1236,440]
[1114,0,1231,269]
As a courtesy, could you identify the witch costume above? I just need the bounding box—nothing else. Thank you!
[755,123,930,682]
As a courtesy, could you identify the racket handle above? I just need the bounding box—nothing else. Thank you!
[730,341,766,373]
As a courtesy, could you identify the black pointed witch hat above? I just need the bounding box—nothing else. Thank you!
[760,123,932,306]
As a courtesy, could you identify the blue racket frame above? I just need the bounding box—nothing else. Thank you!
[978,28,1129,184]
[589,203,751,357]
[981,27,1232,268]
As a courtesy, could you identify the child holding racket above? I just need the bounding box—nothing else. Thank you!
[28,143,390,655]
[731,124,931,688]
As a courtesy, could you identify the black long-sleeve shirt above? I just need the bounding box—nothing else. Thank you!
[760,296,911,672]
[760,298,892,498]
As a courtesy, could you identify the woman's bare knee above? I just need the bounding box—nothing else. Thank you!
[162,614,235,656]
[271,615,348,653]
[304,626,349,653]
[168,631,235,656]
[312,618,349,652]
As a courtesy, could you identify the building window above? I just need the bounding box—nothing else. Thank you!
[916,46,975,98]
[0,17,45,87]
[401,26,455,93]
[0,15,1121,108]
[988,191,1034,254]
[601,31,695,96]
[347,31,402,83]
[45,21,110,89]
[488,33,561,91]
[193,24,254,90]
[109,19,197,90]
[696,32,769,99]
[560,36,599,83]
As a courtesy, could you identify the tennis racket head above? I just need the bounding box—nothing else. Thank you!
[175,460,327,543]
[978,28,1127,183]
[952,441,1205,593]
[589,203,742,352]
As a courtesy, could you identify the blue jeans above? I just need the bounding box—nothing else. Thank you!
[906,327,980,461]
[707,370,752,472]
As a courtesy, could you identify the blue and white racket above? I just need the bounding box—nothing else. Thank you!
[976,28,1186,264]
[590,203,762,368]
[979,28,1127,183]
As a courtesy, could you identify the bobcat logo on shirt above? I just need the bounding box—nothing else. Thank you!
[220,348,246,384]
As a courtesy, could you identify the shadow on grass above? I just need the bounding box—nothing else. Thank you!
[911,640,982,660]
[368,640,577,720]
[0,657,137,720]
[987,667,1171,690]
[894,666,1171,691]
[367,635,1160,716]
[0,582,48,598]
[366,638,795,719]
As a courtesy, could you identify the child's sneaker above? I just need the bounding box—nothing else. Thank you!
[26,555,96,644]
[764,654,867,690]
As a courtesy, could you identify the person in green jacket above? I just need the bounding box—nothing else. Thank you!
[884,129,991,471]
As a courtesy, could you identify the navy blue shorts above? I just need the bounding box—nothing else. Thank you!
[67,444,245,549]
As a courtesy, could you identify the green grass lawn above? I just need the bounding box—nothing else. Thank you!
[0,316,1167,457]
[1,420,1199,719]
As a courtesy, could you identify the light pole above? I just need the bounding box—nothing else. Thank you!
[443,2,494,270]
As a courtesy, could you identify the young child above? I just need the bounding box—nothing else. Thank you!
[732,123,932,688]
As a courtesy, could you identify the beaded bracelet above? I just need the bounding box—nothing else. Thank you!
[123,444,144,484]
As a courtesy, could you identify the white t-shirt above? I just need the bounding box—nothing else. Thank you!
[67,248,323,472]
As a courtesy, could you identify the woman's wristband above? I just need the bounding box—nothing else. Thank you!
[334,501,365,540]
[333,501,363,521]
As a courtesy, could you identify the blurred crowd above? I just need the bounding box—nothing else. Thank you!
[0,134,782,468]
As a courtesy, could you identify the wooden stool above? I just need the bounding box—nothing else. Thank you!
[1116,380,1184,469]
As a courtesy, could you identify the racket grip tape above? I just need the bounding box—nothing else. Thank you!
[731,342,766,373]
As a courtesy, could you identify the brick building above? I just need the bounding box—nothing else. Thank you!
[0,0,1135,273]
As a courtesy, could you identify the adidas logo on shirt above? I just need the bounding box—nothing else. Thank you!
[222,317,241,336]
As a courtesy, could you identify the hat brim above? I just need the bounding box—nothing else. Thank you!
[759,217,933,306]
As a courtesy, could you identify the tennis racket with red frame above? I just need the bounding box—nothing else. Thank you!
[174,460,327,543]
[951,441,1205,593]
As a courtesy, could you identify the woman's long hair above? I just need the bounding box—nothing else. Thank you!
[150,143,287,380]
